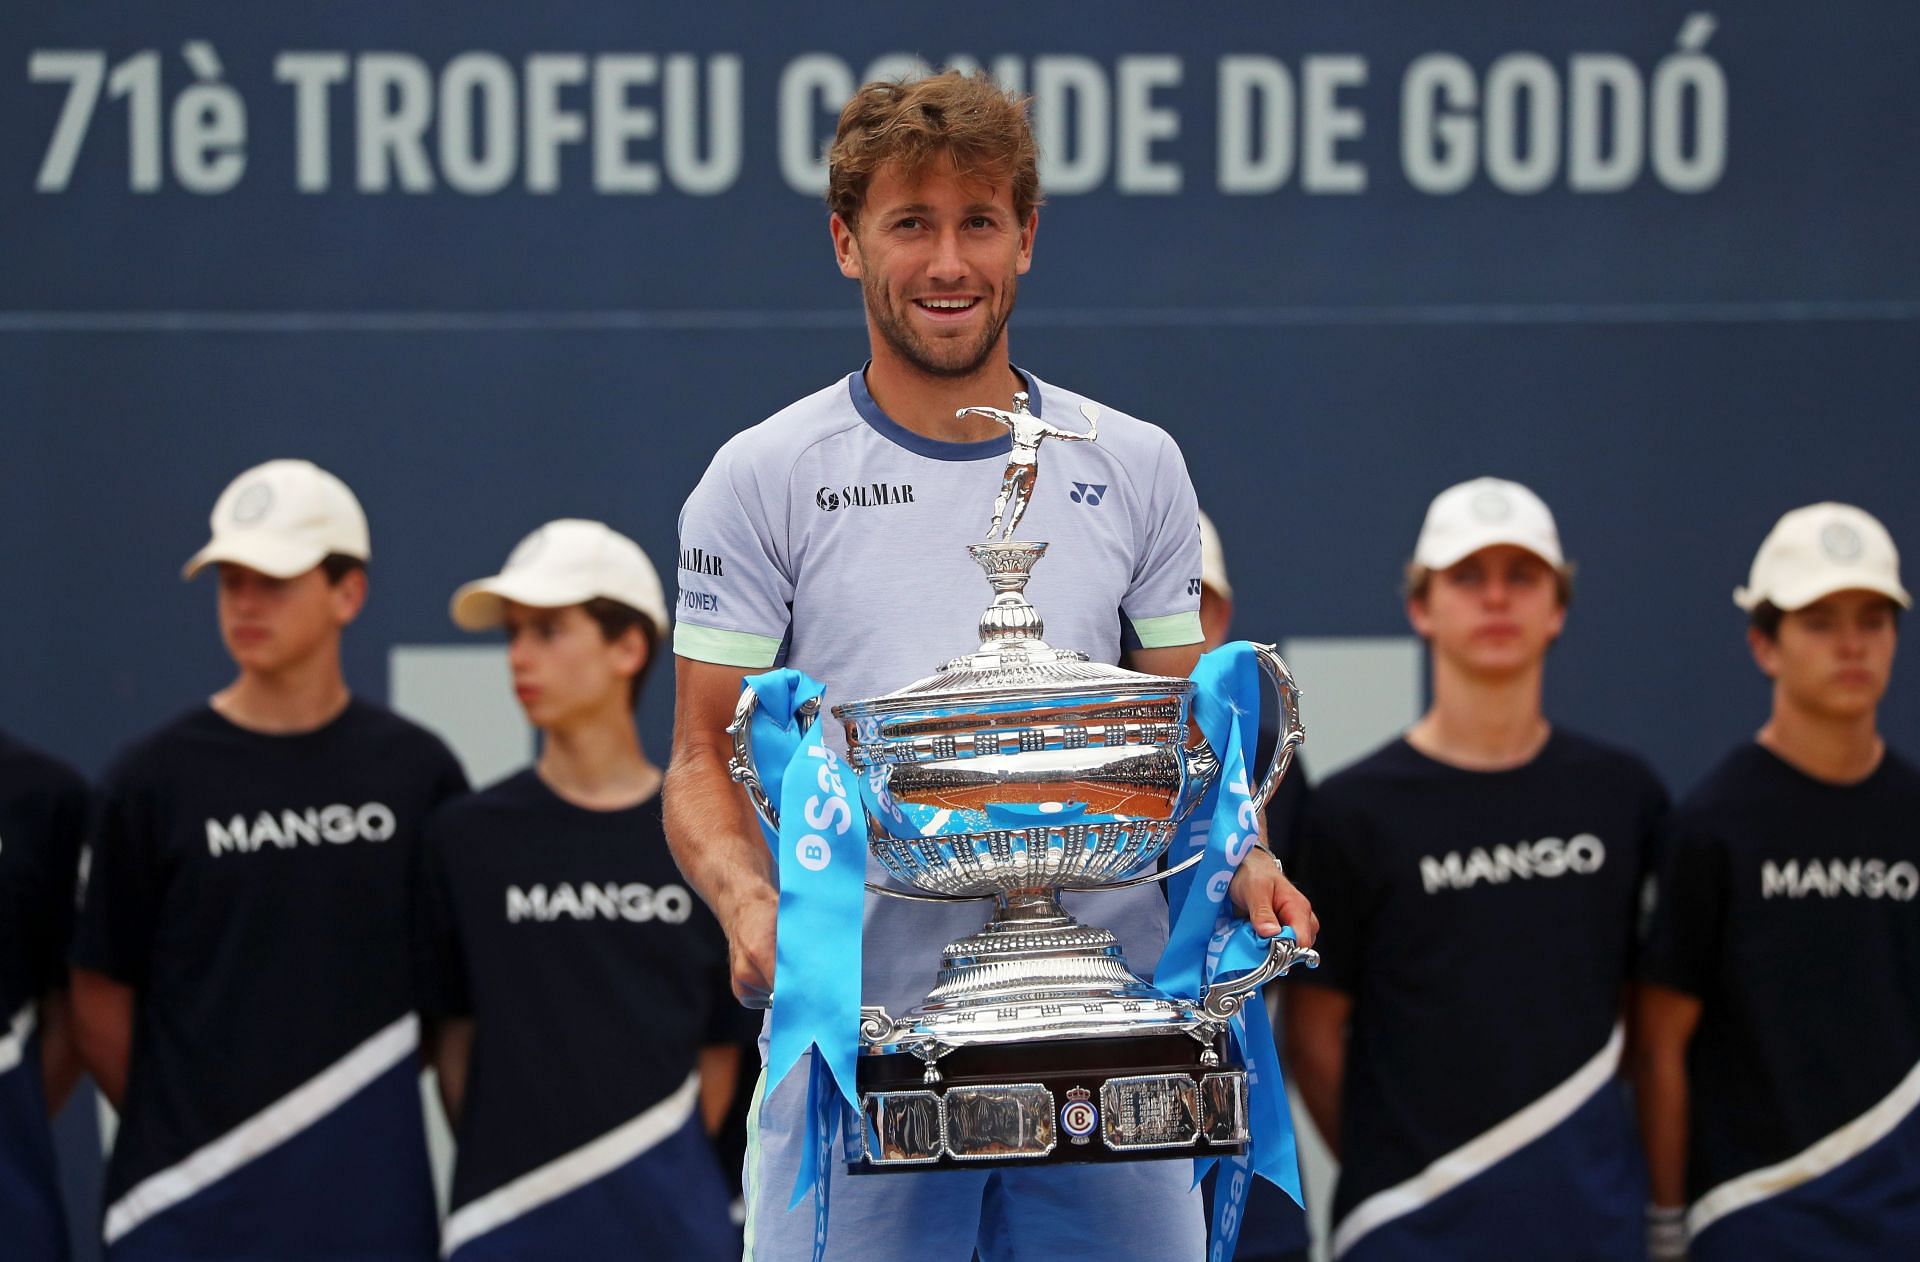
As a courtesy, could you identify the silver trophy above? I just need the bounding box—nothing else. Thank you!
[730,392,1313,1169]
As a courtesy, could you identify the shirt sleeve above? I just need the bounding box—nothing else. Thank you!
[410,812,473,1022]
[673,440,795,669]
[1288,791,1366,995]
[71,762,163,986]
[1119,427,1203,651]
[1638,814,1725,999]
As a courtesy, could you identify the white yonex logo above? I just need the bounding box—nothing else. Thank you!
[231,481,274,525]
[1470,488,1513,522]
[506,881,694,923]
[205,802,396,856]
[1419,833,1606,894]
[1761,858,1919,901]
[1821,522,1865,563]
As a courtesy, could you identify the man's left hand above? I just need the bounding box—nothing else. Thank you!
[1227,847,1318,946]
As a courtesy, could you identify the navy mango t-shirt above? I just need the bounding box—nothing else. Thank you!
[414,769,753,1219]
[1292,730,1666,1226]
[74,700,466,1255]
[1642,743,1920,1201]
[0,730,89,1262]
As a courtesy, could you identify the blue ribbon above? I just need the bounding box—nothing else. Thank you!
[743,671,865,1255]
[1154,642,1308,1260]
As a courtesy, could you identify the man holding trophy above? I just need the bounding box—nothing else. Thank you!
[665,71,1316,1260]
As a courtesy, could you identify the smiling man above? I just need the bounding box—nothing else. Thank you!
[665,71,1314,1261]
[1286,477,1666,1261]
[1636,503,1920,1261]
[70,459,467,1261]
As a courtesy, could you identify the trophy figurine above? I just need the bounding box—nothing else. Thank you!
[730,391,1314,1168]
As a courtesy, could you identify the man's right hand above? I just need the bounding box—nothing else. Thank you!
[727,886,779,1009]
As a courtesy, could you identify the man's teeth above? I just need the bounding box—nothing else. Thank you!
[919,298,976,309]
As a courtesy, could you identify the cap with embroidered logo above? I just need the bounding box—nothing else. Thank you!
[451,519,669,635]
[1413,477,1565,572]
[182,459,369,581]
[1733,502,1910,613]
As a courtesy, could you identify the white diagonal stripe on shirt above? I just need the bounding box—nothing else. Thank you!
[103,1013,420,1245]
[1331,1022,1625,1259]
[441,1070,701,1258]
[1688,1054,1920,1239]
[0,1001,36,1075]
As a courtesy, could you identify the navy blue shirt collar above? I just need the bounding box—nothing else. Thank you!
[847,363,1038,461]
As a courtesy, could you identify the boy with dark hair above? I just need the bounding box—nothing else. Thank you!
[419,519,752,1259]
[71,458,468,1260]
[1637,502,1918,1261]
[1287,477,1665,1260]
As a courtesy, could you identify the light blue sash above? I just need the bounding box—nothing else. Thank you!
[744,670,864,1259]
[1156,642,1308,1259]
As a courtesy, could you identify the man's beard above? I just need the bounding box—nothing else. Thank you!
[863,272,1016,380]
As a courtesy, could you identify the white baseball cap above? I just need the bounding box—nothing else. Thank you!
[182,459,370,580]
[1413,477,1565,572]
[1198,510,1232,599]
[451,519,670,635]
[1733,502,1910,613]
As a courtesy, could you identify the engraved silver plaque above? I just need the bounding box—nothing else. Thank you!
[862,1091,944,1165]
[1100,1074,1201,1151]
[1200,1072,1250,1144]
[943,1084,1057,1160]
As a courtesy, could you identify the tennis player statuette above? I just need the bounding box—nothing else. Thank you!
[730,393,1314,1169]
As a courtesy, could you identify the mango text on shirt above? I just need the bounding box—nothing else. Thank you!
[1760,858,1920,901]
[1419,834,1606,894]
[204,803,396,856]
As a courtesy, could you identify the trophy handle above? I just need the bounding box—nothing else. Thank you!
[1247,643,1305,812]
[1199,933,1321,1022]
[726,684,820,834]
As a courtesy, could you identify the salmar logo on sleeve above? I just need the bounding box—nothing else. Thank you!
[1419,833,1606,894]
[1761,858,1920,901]
[505,881,694,924]
[205,803,397,856]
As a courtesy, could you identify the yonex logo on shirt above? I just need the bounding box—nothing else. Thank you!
[505,881,694,924]
[1418,834,1606,894]
[1760,858,1920,901]
[1069,482,1107,505]
[205,803,396,856]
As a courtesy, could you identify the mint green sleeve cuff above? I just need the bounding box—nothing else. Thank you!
[673,623,783,669]
[1129,610,1203,650]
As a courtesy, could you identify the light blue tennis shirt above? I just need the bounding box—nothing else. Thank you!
[676,366,1204,1021]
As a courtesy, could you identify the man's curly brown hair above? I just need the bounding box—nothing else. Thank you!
[826,71,1043,230]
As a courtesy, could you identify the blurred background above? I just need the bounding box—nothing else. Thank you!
[8,4,1918,1257]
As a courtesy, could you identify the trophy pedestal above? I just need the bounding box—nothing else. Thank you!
[847,891,1313,1170]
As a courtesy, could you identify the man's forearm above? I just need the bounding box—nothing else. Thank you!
[662,743,777,929]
